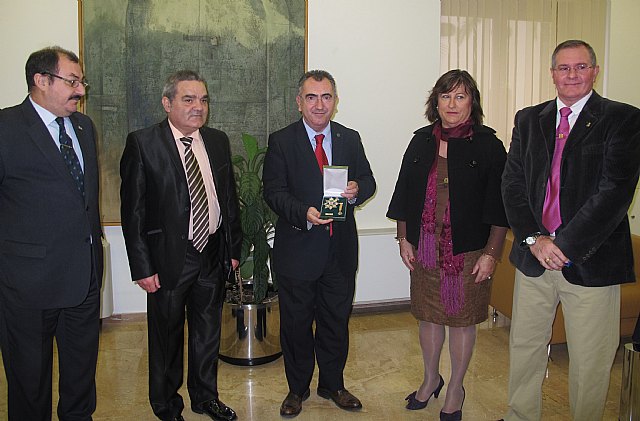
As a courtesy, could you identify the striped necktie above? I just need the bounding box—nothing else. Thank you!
[55,117,84,196]
[180,137,209,252]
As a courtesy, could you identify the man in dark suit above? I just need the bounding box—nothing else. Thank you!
[501,40,640,420]
[120,70,241,421]
[0,46,103,421]
[263,70,376,417]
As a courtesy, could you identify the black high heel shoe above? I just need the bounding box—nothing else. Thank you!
[439,386,465,421]
[405,375,445,410]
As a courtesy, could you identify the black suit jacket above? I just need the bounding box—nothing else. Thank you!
[0,98,103,309]
[263,119,376,280]
[502,92,640,286]
[120,119,241,290]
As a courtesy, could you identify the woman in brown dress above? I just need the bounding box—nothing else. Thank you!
[387,70,508,421]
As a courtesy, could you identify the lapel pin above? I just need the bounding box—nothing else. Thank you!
[78,125,84,131]
[586,121,591,128]
[336,133,341,138]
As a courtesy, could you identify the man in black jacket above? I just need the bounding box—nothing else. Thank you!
[501,39,640,421]
[263,70,376,417]
[0,46,103,421]
[120,70,241,421]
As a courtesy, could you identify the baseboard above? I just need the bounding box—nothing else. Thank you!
[352,299,411,314]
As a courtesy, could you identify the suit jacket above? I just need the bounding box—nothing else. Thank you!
[120,119,241,290]
[263,119,376,280]
[502,92,640,286]
[0,97,103,309]
[387,124,508,254]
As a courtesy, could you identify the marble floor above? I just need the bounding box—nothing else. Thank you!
[0,309,627,420]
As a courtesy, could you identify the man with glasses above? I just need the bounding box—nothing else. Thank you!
[263,70,375,417]
[0,46,103,420]
[501,39,640,420]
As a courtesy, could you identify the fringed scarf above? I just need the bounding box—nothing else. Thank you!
[416,119,474,316]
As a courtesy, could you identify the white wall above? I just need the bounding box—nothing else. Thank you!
[0,0,79,106]
[307,0,441,231]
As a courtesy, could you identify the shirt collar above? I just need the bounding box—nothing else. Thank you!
[168,119,202,142]
[29,96,60,127]
[557,90,593,116]
[302,119,331,142]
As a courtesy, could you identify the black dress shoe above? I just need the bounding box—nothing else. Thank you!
[280,389,310,417]
[193,399,237,421]
[439,386,465,421]
[317,387,362,411]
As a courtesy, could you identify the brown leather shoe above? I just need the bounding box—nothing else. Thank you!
[279,389,310,417]
[317,387,362,411]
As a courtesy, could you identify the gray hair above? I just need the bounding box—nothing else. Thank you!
[297,70,337,96]
[552,40,597,68]
[162,70,207,100]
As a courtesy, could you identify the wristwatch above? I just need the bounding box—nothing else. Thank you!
[524,232,541,247]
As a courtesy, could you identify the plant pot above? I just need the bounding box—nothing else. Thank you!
[219,294,282,366]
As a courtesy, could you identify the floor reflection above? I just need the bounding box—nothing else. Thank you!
[0,309,625,420]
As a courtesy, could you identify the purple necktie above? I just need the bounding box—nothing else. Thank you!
[542,106,572,233]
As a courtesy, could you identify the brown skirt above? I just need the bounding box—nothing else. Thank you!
[410,248,492,327]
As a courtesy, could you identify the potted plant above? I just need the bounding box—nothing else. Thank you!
[219,133,281,366]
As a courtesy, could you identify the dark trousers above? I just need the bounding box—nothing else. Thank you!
[0,278,100,421]
[277,245,356,395]
[147,233,226,421]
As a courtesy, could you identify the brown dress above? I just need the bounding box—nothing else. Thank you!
[410,156,492,327]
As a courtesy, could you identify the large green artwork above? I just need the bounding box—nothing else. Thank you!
[82,0,305,223]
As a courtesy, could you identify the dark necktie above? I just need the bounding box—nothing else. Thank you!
[55,117,84,196]
[314,134,328,173]
[180,137,209,252]
[542,106,572,233]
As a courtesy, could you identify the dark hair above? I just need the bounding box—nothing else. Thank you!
[297,69,337,96]
[162,70,207,100]
[25,46,79,90]
[552,39,597,68]
[425,69,483,125]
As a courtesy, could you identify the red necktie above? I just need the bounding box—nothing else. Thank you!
[314,134,328,173]
[542,107,572,233]
[314,133,332,235]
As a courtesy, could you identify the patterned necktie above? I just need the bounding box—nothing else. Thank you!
[180,137,209,252]
[55,117,84,196]
[314,134,328,173]
[542,107,572,233]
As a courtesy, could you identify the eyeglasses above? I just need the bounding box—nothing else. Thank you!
[42,72,89,88]
[303,93,334,104]
[553,64,593,75]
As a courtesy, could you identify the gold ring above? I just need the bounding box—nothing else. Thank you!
[545,257,551,263]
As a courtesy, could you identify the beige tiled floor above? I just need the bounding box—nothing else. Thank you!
[0,310,626,420]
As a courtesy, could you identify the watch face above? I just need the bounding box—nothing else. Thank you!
[525,236,536,245]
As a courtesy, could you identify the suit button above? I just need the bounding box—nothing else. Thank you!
[181,234,186,240]
[85,237,91,243]
[85,206,90,211]
[184,206,189,212]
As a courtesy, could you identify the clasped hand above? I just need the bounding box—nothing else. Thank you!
[529,235,569,271]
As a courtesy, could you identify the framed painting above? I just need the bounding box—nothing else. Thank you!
[80,0,306,223]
